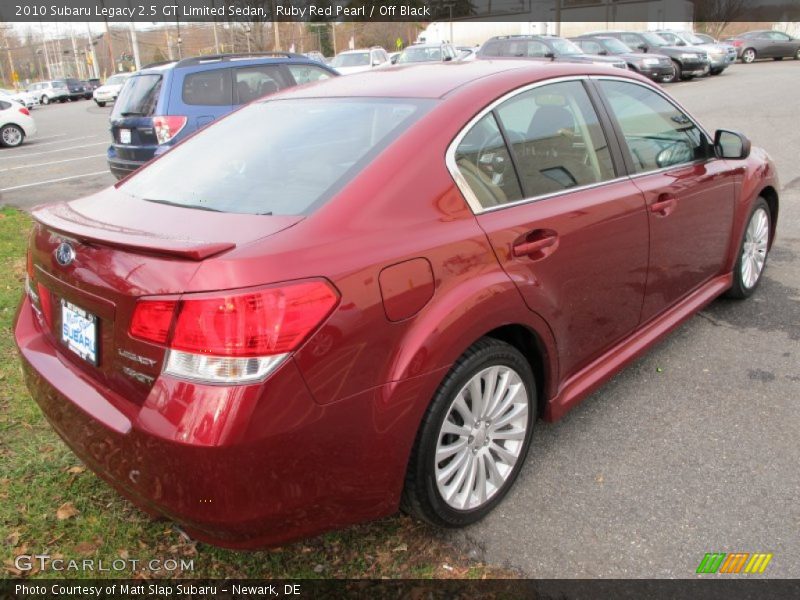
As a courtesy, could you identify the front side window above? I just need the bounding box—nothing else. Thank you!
[578,40,603,54]
[454,113,523,209]
[598,80,710,173]
[549,38,583,55]
[288,64,333,85]
[601,38,633,53]
[494,81,616,199]
[621,33,644,48]
[398,46,443,63]
[121,98,430,216]
[234,65,290,104]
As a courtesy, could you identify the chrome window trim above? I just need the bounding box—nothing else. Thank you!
[446,75,625,215]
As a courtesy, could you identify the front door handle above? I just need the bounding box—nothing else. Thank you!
[650,195,677,216]
[513,231,559,258]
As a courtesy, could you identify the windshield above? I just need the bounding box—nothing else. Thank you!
[111,74,161,117]
[120,98,432,216]
[601,38,633,53]
[642,32,669,47]
[106,75,128,85]
[682,33,707,44]
[398,46,443,63]
[695,33,715,43]
[331,53,370,68]
[550,38,583,55]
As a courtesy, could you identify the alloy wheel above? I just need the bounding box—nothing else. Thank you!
[41,95,49,105]
[1,125,23,147]
[435,365,529,510]
[742,49,756,63]
[741,207,769,289]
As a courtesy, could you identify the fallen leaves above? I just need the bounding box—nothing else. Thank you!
[55,501,80,520]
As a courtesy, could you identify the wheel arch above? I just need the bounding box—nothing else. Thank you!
[759,185,779,248]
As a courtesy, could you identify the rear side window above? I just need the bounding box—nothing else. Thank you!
[234,65,290,104]
[120,98,432,215]
[0,100,10,110]
[183,69,232,106]
[113,74,162,117]
[481,40,549,58]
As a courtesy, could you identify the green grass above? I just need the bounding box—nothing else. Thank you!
[0,207,507,579]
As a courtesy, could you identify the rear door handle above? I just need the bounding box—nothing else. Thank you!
[513,231,558,258]
[650,195,677,216]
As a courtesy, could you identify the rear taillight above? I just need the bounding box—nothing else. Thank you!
[731,40,743,47]
[152,115,187,145]
[129,280,339,384]
[19,107,30,116]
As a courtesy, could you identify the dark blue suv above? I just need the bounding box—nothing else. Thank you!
[107,53,338,179]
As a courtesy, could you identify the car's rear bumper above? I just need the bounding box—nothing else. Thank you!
[107,156,144,180]
[14,295,441,548]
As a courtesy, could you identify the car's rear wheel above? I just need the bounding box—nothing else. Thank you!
[0,124,24,148]
[794,48,800,60]
[40,95,49,105]
[742,48,757,63]
[727,198,771,299]
[401,337,536,527]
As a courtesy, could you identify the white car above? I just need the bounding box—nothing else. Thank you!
[27,80,70,104]
[0,98,37,147]
[93,73,132,107]
[0,88,39,109]
[330,48,390,75]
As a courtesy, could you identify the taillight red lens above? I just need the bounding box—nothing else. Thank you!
[19,107,30,116]
[172,282,339,357]
[36,283,53,327]
[130,300,177,344]
[128,281,338,357]
[732,40,743,47]
[152,115,187,144]
[26,249,34,279]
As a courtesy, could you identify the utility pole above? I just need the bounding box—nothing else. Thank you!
[39,22,52,79]
[70,29,82,78]
[85,22,99,79]
[129,22,141,70]
[2,27,19,88]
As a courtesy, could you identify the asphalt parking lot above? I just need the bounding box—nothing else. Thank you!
[1,61,798,578]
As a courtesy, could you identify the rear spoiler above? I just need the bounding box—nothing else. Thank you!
[32,204,235,261]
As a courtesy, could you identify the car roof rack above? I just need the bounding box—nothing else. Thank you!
[173,52,306,68]
[141,60,176,69]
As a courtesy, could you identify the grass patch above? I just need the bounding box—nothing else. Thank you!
[0,207,510,579]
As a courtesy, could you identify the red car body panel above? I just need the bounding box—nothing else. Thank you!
[14,61,779,547]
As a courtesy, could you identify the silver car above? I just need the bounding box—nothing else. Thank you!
[655,30,735,75]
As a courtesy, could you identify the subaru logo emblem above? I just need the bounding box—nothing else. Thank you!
[55,242,75,267]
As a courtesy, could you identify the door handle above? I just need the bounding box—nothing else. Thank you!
[512,231,558,258]
[650,195,677,216]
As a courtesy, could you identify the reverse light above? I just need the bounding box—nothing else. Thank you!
[129,280,339,384]
[152,115,187,144]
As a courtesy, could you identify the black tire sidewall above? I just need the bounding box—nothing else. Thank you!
[410,339,536,527]
[728,198,770,299]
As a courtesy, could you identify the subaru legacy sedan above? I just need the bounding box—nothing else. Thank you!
[15,61,778,548]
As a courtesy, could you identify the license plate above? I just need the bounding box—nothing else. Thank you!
[61,300,98,365]
[119,129,131,144]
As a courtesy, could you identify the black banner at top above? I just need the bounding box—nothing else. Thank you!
[1,0,800,22]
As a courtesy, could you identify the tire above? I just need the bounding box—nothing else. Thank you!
[795,48,800,60]
[710,67,723,75]
[59,98,67,103]
[40,95,49,105]
[401,337,536,528]
[661,61,679,83]
[0,124,25,148]
[741,48,756,63]
[95,101,106,107]
[773,57,783,61]
[726,198,771,299]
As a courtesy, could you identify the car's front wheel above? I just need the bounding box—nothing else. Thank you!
[402,337,536,527]
[0,124,25,148]
[40,95,49,105]
[742,48,757,63]
[727,198,771,299]
[95,101,106,107]
[795,48,800,60]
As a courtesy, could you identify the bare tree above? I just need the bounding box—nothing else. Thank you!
[694,0,748,39]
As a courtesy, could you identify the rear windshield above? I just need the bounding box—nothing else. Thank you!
[106,75,128,85]
[120,97,432,215]
[332,53,370,68]
[112,74,162,117]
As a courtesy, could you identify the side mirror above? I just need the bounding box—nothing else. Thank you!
[443,55,453,61]
[638,44,648,52]
[372,60,380,66]
[391,55,399,64]
[676,40,686,46]
[598,49,608,55]
[714,129,751,159]
[544,51,555,59]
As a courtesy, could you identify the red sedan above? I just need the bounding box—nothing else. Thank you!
[15,61,778,548]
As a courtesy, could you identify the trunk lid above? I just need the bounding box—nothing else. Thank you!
[28,189,302,403]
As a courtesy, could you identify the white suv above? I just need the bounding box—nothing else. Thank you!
[330,47,390,75]
[27,80,69,105]
[92,73,132,107]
